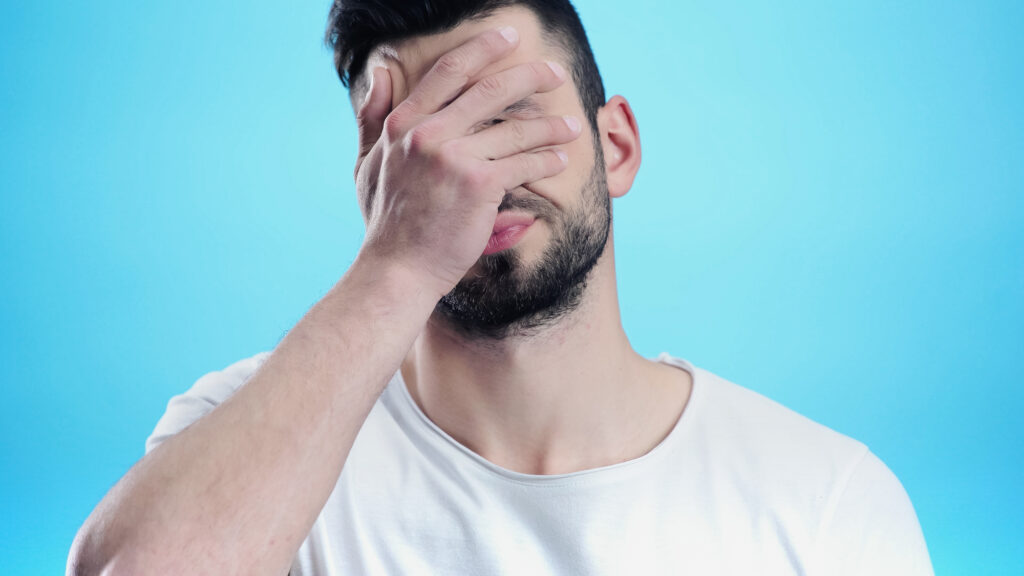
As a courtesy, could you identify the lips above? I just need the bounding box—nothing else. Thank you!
[483,212,536,255]
[492,211,535,234]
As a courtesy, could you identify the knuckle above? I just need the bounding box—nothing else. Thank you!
[382,112,405,141]
[507,120,528,145]
[461,167,493,190]
[404,122,439,154]
[435,52,469,79]
[436,141,463,168]
[475,75,507,100]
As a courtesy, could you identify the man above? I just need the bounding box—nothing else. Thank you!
[68,1,933,575]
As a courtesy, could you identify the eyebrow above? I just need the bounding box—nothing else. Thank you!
[501,96,544,116]
[438,94,543,117]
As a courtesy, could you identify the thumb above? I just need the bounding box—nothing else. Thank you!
[355,66,393,169]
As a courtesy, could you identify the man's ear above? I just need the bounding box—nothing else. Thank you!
[596,95,641,198]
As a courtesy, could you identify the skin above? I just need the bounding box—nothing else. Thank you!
[356,6,693,475]
[66,7,694,576]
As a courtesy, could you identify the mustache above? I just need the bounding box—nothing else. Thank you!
[497,191,556,221]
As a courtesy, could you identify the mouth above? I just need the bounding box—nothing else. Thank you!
[483,212,536,255]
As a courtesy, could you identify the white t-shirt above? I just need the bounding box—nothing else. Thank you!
[146,351,933,576]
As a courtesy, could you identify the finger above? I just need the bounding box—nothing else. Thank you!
[401,26,520,117]
[355,66,393,175]
[492,148,569,191]
[461,115,582,161]
[435,60,567,136]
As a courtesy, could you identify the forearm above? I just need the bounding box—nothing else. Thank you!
[68,256,439,576]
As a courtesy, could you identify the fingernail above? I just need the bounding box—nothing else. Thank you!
[555,149,568,165]
[563,115,581,133]
[546,61,566,80]
[498,26,518,43]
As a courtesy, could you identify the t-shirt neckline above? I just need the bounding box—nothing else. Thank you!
[385,352,702,487]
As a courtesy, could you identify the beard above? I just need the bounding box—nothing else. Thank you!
[435,152,611,340]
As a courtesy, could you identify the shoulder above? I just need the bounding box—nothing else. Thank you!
[681,361,868,526]
[680,361,932,573]
[689,363,868,475]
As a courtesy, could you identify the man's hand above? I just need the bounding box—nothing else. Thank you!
[353,26,583,299]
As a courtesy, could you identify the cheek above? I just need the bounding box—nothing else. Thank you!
[543,126,596,192]
[523,139,595,215]
[567,127,597,180]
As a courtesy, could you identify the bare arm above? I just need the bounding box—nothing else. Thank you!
[68,257,438,576]
[68,25,579,576]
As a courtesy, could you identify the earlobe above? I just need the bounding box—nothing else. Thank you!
[597,95,641,199]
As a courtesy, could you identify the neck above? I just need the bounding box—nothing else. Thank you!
[400,242,692,475]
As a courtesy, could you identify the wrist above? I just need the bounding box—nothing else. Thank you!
[343,250,447,315]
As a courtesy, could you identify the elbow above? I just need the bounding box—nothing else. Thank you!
[67,525,101,576]
[67,530,106,576]
[67,525,138,576]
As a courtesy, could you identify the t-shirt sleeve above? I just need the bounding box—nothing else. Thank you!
[144,351,273,454]
[817,449,934,576]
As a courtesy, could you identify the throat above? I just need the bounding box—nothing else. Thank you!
[401,339,692,476]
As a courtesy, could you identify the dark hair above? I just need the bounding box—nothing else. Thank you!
[324,0,606,128]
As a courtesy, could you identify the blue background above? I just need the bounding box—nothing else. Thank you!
[2,1,1021,573]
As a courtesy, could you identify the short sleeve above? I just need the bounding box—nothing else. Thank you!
[816,450,934,576]
[144,351,273,454]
